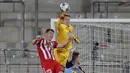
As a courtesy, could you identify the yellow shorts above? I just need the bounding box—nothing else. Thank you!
[54,49,69,67]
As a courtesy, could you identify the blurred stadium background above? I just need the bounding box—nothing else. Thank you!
[0,0,130,73]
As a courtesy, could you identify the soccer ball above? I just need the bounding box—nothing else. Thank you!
[60,2,70,12]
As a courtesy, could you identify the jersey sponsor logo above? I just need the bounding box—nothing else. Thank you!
[44,44,50,46]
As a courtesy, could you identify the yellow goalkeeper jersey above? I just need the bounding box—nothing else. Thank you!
[56,19,74,51]
[54,18,80,67]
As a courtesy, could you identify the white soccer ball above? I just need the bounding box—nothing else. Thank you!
[60,2,70,12]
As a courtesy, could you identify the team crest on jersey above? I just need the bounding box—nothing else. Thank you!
[44,43,53,49]
[43,68,52,73]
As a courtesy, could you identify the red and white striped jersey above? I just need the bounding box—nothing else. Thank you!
[36,38,58,61]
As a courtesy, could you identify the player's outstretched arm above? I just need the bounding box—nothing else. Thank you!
[32,35,41,45]
[56,35,72,48]
[72,33,80,44]
[56,12,67,30]
[76,67,84,73]
[74,68,84,73]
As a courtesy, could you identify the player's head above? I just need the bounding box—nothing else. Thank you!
[45,29,54,41]
[72,51,80,65]
[63,14,70,24]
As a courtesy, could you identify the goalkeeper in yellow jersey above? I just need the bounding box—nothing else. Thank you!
[54,12,80,68]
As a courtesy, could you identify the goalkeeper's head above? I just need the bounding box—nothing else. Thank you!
[63,14,70,25]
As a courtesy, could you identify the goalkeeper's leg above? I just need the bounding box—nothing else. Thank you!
[54,49,69,67]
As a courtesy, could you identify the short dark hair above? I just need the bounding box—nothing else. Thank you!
[64,14,70,17]
[72,51,79,61]
[45,29,54,33]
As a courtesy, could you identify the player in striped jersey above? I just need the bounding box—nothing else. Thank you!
[32,29,73,73]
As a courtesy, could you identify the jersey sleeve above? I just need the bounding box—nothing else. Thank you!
[56,18,62,31]
[73,34,80,44]
[36,38,44,45]
[66,60,74,68]
[53,41,58,48]
[69,25,80,44]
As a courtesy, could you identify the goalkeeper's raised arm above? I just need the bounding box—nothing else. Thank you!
[56,12,68,30]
